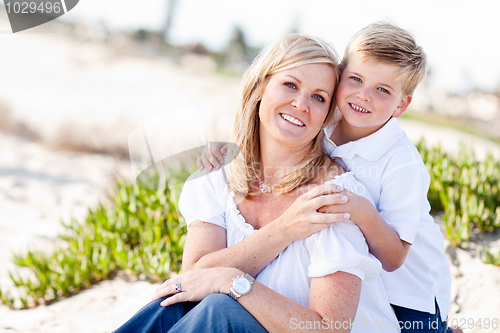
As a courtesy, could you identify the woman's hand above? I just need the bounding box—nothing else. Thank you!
[317,188,361,219]
[153,267,241,307]
[277,183,351,242]
[196,142,227,171]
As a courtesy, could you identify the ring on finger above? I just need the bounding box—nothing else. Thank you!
[175,283,181,293]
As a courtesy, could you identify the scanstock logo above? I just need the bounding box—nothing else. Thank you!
[4,0,79,33]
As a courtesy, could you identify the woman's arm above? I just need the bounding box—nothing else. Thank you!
[181,184,350,276]
[182,221,293,276]
[240,271,360,333]
[156,267,361,333]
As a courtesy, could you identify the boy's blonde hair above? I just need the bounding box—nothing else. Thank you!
[341,21,426,96]
[228,34,340,197]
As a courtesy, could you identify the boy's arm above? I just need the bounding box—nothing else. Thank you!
[345,192,411,272]
[319,191,410,272]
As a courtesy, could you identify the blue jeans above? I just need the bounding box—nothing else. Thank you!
[113,293,268,333]
[392,300,453,333]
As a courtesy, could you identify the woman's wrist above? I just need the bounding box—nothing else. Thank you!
[267,215,296,244]
[218,267,245,295]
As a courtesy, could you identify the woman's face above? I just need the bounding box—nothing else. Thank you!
[258,63,336,150]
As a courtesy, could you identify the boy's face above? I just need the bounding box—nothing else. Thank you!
[336,56,412,139]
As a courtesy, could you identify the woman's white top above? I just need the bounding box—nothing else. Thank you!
[179,168,400,332]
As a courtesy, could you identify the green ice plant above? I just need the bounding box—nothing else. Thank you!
[416,140,500,254]
[480,246,500,266]
[0,165,193,309]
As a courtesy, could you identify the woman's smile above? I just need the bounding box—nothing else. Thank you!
[279,113,305,127]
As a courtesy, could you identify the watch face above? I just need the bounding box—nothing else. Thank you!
[233,277,251,295]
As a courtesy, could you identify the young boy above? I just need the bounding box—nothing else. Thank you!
[199,22,455,333]
[318,22,453,333]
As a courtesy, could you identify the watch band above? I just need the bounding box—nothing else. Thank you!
[243,273,255,283]
[228,288,241,300]
[228,273,254,300]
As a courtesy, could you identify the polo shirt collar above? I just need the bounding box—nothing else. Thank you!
[323,117,404,162]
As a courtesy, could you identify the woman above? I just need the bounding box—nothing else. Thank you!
[114,34,399,333]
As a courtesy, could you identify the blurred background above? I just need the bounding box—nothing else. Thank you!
[0,0,499,160]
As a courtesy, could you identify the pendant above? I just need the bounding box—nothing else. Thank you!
[259,181,272,193]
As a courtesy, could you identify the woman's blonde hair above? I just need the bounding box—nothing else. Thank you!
[227,34,340,197]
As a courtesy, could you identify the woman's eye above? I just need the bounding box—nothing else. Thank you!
[378,87,389,94]
[284,82,297,89]
[312,95,325,103]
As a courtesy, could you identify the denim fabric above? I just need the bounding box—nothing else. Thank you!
[112,296,198,333]
[392,299,453,333]
[113,293,268,333]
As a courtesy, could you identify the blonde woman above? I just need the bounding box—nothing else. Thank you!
[114,34,399,333]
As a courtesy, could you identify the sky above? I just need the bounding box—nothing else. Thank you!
[60,0,500,93]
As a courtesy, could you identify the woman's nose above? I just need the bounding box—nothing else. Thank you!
[291,92,310,112]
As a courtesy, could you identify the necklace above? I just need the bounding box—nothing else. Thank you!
[258,181,272,193]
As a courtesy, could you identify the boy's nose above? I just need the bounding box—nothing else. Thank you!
[356,88,371,102]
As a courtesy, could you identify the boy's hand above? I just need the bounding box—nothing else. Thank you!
[196,142,227,171]
[317,189,373,227]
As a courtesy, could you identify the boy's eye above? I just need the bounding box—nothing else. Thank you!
[312,94,325,103]
[378,87,390,94]
[351,76,362,83]
[284,82,297,89]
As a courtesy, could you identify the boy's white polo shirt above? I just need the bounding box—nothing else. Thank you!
[322,115,451,320]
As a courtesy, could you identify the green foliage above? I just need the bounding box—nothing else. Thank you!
[0,165,194,309]
[416,140,500,251]
[480,246,500,266]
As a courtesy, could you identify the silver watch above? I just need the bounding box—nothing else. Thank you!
[228,273,254,300]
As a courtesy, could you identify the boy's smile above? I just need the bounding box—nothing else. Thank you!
[335,56,412,142]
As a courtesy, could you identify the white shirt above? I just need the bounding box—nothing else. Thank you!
[179,168,400,332]
[322,114,451,320]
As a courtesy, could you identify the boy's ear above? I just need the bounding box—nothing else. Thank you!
[392,95,412,118]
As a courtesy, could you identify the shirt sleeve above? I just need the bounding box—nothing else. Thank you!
[305,173,382,281]
[378,162,428,244]
[305,221,382,281]
[178,167,229,229]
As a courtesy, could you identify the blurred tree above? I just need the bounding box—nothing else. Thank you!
[227,26,249,58]
[163,0,178,43]
[223,26,252,73]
